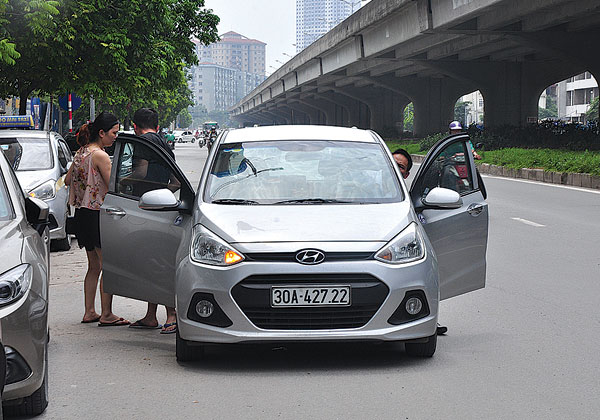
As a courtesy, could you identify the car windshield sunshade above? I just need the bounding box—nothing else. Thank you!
[205,140,403,205]
[0,137,53,171]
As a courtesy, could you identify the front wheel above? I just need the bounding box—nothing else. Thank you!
[191,138,195,143]
[176,330,204,362]
[405,333,437,357]
[4,342,49,416]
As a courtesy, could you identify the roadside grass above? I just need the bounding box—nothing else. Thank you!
[385,141,600,176]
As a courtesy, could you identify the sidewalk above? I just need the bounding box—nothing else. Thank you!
[410,154,600,190]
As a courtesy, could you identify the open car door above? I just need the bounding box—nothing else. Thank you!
[410,134,488,300]
[100,134,195,307]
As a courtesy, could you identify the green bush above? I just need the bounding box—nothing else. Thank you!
[419,133,445,152]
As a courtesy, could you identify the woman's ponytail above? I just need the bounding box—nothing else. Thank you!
[76,123,91,147]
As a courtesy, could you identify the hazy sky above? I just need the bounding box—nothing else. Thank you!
[205,0,297,75]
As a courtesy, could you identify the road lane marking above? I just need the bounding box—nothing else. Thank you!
[511,217,546,227]
[480,174,600,195]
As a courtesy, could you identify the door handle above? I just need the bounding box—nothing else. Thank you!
[104,207,126,217]
[467,203,484,217]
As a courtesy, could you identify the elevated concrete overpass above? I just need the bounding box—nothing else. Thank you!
[230,0,600,135]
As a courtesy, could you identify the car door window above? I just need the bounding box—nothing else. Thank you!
[113,141,182,200]
[56,140,69,169]
[0,170,15,220]
[414,140,474,199]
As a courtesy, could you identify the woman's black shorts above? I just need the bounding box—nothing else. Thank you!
[74,207,101,252]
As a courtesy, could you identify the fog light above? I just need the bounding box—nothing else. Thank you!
[405,297,423,315]
[195,300,214,318]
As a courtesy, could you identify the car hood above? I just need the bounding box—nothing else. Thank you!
[15,169,55,192]
[198,201,413,244]
[0,220,23,272]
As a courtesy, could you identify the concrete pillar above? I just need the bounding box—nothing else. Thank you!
[418,60,584,128]
[299,98,334,125]
[289,101,321,124]
[336,86,410,135]
[368,74,476,136]
[311,93,350,126]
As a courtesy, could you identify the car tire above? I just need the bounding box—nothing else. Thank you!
[176,330,204,362]
[4,343,48,416]
[50,234,71,252]
[405,333,437,357]
[191,138,195,143]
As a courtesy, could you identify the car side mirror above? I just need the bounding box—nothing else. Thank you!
[422,187,463,209]
[25,196,50,235]
[139,188,180,211]
[61,161,72,176]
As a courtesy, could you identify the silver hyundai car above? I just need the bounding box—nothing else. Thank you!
[0,118,73,251]
[101,125,488,361]
[0,150,50,415]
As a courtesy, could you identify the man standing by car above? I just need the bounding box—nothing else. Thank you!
[392,148,447,336]
[129,108,178,334]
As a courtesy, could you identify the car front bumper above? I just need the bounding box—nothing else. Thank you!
[1,288,48,402]
[176,251,439,344]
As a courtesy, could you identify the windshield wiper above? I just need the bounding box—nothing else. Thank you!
[211,199,259,205]
[273,198,352,204]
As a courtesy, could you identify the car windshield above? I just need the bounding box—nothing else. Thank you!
[205,140,403,204]
[0,170,14,220]
[0,136,53,171]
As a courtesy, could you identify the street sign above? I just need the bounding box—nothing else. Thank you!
[58,94,82,111]
[0,115,34,128]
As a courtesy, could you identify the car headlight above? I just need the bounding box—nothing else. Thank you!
[0,264,32,307]
[28,179,56,201]
[374,222,425,264]
[190,225,244,266]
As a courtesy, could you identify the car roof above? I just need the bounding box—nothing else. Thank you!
[222,125,379,143]
[0,129,53,139]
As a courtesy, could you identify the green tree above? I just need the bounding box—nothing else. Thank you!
[539,94,558,120]
[0,0,219,115]
[403,102,414,132]
[585,97,599,122]
[178,109,192,128]
[454,100,471,126]
[0,0,20,65]
[0,0,61,112]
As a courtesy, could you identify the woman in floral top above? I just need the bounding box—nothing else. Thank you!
[65,112,130,327]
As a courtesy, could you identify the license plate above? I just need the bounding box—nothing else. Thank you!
[271,286,351,307]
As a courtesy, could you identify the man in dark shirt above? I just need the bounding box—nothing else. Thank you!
[128,107,178,334]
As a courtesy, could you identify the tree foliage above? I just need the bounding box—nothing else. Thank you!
[0,0,219,124]
[539,94,558,120]
[403,102,414,132]
[585,97,598,122]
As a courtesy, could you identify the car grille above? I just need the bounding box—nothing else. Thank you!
[231,274,388,330]
[244,252,373,263]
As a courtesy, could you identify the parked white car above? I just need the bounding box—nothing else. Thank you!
[175,130,195,143]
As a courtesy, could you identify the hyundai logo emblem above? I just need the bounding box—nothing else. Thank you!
[295,249,326,265]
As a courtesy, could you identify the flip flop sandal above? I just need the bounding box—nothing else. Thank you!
[98,317,130,327]
[129,320,162,329]
[160,322,177,334]
[81,316,101,324]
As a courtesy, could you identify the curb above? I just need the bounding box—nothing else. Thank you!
[409,154,600,190]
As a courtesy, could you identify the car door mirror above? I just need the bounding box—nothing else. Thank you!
[422,187,463,209]
[139,188,180,211]
[25,196,50,235]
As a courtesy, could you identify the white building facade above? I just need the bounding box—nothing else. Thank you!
[557,72,598,123]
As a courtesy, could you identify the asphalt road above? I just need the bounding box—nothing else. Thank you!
[34,142,600,420]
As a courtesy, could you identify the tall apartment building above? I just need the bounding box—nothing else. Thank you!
[296,0,358,53]
[557,72,598,123]
[188,63,265,113]
[197,31,266,77]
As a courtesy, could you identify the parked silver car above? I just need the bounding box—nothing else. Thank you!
[0,151,50,415]
[0,121,73,251]
[101,125,488,361]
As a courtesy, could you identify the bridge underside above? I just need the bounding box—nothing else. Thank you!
[232,0,600,136]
